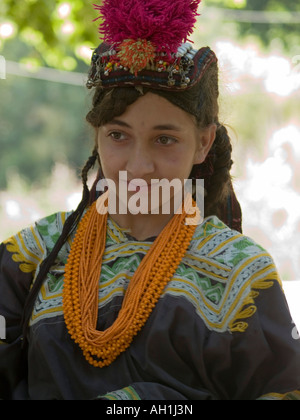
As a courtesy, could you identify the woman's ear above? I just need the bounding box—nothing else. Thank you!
[193,124,217,165]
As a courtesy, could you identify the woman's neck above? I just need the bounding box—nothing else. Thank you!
[108,212,174,241]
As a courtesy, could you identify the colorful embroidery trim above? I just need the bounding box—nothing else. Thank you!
[4,212,279,336]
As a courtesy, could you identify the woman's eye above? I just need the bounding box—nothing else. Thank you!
[109,132,126,141]
[157,136,177,145]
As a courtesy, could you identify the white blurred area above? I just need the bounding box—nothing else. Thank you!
[235,124,300,330]
[213,40,300,330]
[215,40,300,97]
[0,39,299,331]
[0,163,82,240]
[234,125,300,279]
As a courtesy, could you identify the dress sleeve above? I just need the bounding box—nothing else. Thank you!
[0,215,53,399]
[219,279,300,400]
[0,210,74,399]
[0,242,34,399]
[251,282,300,400]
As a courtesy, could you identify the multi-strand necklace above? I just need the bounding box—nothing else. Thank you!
[63,191,199,367]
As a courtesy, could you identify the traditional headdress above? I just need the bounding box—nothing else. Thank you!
[86,0,217,91]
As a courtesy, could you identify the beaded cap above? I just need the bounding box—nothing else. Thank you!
[86,0,217,91]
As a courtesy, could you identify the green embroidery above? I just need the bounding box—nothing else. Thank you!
[51,232,61,245]
[229,252,249,266]
[101,255,142,283]
[100,386,141,400]
[233,238,254,251]
[123,386,141,400]
[175,265,225,305]
[37,224,50,237]
[204,283,224,304]
[45,214,58,224]
[48,272,64,293]
[35,212,70,253]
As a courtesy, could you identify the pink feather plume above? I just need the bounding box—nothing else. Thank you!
[94,0,201,53]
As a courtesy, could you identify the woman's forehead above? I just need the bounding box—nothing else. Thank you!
[105,92,197,129]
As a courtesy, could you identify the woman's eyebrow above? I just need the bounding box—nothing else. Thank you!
[153,124,182,131]
[107,119,131,128]
[107,120,182,132]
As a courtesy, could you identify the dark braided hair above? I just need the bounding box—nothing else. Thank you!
[190,123,233,219]
[21,148,98,341]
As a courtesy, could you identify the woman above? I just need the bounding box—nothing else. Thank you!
[0,0,299,400]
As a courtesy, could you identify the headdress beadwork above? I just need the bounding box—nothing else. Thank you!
[86,0,217,91]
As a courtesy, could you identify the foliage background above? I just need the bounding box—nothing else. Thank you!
[1,1,300,290]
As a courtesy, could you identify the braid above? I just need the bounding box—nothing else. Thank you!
[21,148,99,343]
[81,147,99,203]
[189,123,233,220]
[205,124,233,218]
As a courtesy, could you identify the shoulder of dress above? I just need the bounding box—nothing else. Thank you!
[175,216,281,333]
[34,210,73,245]
[3,210,73,273]
[190,215,268,266]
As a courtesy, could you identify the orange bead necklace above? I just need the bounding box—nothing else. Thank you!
[63,191,199,367]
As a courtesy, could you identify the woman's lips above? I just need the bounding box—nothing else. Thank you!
[119,179,159,192]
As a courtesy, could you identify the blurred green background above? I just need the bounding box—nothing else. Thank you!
[1,0,300,287]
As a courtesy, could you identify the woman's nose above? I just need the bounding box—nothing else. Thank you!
[125,144,155,178]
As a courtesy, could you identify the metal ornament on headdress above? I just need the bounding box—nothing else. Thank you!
[86,0,217,91]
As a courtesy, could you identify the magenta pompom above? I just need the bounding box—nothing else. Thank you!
[94,0,201,53]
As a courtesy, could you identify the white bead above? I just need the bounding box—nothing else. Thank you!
[178,46,187,54]
[186,52,196,59]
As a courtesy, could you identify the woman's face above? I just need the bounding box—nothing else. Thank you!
[97,92,215,212]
